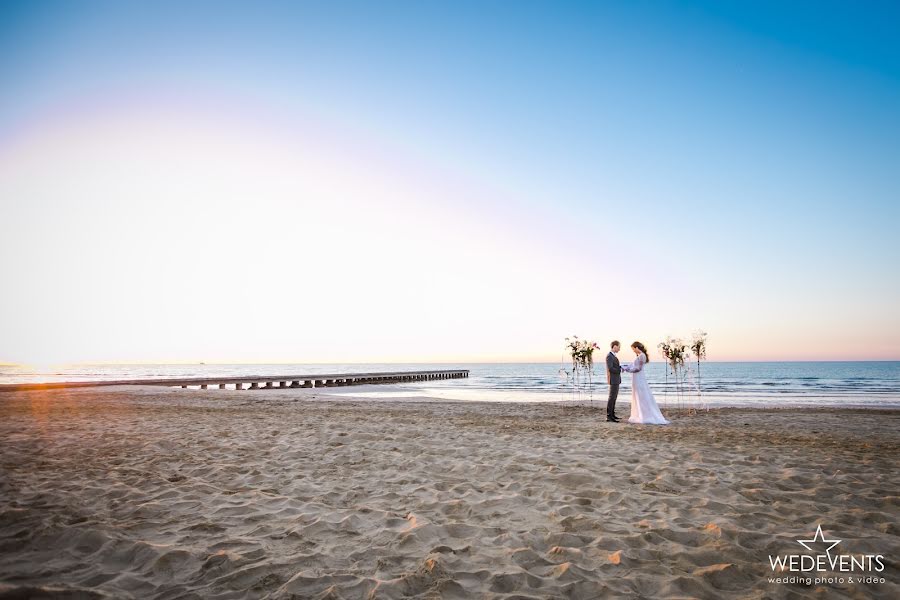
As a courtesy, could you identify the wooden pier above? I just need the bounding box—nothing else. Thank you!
[0,369,469,392]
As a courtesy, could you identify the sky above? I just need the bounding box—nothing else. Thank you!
[1,0,898,365]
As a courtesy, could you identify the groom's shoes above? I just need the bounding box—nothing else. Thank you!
[607,415,620,423]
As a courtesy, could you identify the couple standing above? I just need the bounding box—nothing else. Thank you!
[604,340,669,425]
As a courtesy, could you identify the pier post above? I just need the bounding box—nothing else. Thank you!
[303,380,313,388]
[279,381,288,388]
[219,383,226,389]
[236,383,243,390]
[200,384,207,389]
[249,382,259,390]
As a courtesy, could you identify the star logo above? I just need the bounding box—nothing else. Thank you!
[797,525,841,558]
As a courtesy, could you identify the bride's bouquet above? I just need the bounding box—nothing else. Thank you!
[565,336,599,370]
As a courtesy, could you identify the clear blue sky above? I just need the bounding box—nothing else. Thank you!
[1,1,898,363]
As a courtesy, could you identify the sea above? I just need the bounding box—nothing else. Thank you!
[2,362,899,408]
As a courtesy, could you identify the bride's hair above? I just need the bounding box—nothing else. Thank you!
[631,341,649,361]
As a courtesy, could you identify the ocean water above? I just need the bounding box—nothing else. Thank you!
[2,362,899,407]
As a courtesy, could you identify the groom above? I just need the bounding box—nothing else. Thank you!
[605,340,622,422]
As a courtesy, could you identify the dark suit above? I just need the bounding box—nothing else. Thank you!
[605,351,621,418]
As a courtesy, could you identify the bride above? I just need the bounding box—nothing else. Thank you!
[622,341,670,425]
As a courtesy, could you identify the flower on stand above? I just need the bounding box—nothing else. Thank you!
[658,336,690,413]
[658,336,690,373]
[690,330,709,410]
[565,336,600,370]
[690,330,708,361]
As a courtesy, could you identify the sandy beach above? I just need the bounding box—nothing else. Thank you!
[0,387,897,599]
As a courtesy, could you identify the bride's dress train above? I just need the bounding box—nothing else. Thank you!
[624,352,669,425]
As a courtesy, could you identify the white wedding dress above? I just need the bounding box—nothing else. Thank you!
[623,352,669,425]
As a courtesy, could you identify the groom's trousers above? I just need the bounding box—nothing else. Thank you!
[607,384,619,417]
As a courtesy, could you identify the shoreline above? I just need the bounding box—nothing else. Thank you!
[317,388,900,409]
[5,382,900,410]
[1,387,898,598]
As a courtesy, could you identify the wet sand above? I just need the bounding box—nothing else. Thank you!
[0,387,897,599]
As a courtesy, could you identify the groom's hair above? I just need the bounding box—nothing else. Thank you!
[610,340,620,349]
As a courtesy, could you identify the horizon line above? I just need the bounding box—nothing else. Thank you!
[3,359,900,367]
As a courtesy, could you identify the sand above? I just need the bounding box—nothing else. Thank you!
[0,386,897,599]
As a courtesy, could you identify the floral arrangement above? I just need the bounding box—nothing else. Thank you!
[691,330,709,406]
[658,332,710,413]
[565,336,599,370]
[658,336,689,413]
[658,336,690,372]
[690,330,708,361]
